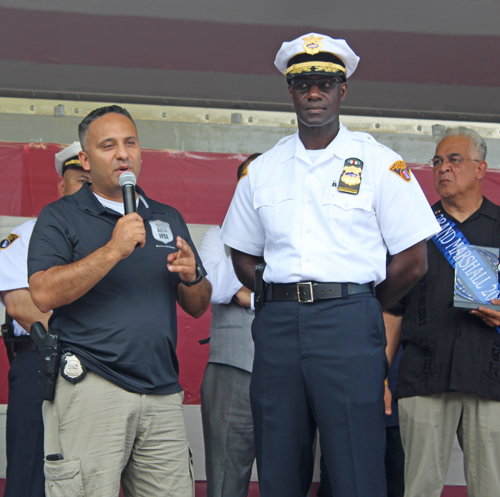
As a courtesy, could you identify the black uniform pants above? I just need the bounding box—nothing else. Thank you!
[5,349,44,497]
[250,296,388,497]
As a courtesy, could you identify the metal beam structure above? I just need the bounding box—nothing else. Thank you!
[1,97,500,168]
[0,1,499,121]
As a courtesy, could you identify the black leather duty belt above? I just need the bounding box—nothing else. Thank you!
[265,282,374,304]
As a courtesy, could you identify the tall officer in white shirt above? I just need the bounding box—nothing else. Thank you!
[220,33,441,497]
[0,143,90,497]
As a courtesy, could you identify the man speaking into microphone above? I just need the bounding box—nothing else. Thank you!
[28,105,211,497]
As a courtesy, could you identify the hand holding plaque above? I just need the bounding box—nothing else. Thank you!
[453,245,500,312]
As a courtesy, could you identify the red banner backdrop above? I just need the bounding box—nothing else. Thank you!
[0,142,247,224]
[2,142,500,405]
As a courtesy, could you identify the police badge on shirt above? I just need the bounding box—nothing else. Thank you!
[149,220,174,244]
[60,353,87,383]
[338,158,363,194]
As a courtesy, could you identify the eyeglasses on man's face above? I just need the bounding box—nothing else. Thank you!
[287,77,342,93]
[428,154,481,169]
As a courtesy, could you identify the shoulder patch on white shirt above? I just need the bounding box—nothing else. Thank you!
[389,160,412,182]
[0,233,19,249]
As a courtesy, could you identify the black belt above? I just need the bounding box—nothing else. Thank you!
[266,282,373,303]
[13,337,37,353]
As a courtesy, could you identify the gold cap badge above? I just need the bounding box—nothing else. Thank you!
[302,35,323,55]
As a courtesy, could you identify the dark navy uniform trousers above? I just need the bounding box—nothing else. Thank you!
[250,295,388,497]
[5,349,45,497]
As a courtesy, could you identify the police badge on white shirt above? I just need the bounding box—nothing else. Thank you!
[149,220,174,244]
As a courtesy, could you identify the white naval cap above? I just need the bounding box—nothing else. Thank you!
[274,33,360,79]
[55,141,82,176]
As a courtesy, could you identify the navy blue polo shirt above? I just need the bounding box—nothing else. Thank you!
[28,182,205,395]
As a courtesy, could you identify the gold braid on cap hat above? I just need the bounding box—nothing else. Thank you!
[285,50,346,77]
[285,61,346,76]
[64,159,81,167]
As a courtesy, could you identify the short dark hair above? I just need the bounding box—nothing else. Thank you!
[78,105,136,150]
[237,153,261,180]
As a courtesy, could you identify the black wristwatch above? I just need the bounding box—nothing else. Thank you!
[180,263,203,287]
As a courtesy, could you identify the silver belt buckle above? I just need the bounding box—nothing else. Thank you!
[297,282,314,303]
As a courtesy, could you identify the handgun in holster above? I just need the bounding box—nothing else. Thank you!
[254,263,267,315]
[30,321,60,401]
[1,313,16,365]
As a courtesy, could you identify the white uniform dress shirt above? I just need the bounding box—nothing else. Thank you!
[221,124,440,286]
[199,226,244,305]
[0,220,36,336]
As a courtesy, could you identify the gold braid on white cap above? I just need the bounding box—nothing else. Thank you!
[64,159,81,167]
[285,61,346,76]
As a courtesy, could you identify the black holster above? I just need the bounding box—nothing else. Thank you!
[31,322,60,401]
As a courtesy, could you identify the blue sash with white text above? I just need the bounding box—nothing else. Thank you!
[432,213,470,270]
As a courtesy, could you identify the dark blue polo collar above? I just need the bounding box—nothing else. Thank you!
[72,182,161,221]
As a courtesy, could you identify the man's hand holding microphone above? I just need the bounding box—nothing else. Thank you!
[109,172,146,260]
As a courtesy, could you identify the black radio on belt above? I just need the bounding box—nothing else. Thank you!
[31,321,60,401]
[254,263,267,315]
[1,314,15,364]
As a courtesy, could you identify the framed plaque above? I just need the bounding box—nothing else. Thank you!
[454,245,500,311]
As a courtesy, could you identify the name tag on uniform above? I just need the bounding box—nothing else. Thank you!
[338,158,363,195]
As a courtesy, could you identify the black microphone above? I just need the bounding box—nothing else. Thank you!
[118,172,137,215]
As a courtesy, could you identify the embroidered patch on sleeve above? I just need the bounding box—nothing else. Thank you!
[0,233,19,249]
[389,160,412,182]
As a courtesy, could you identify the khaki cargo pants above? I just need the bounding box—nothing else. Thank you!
[43,371,194,497]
